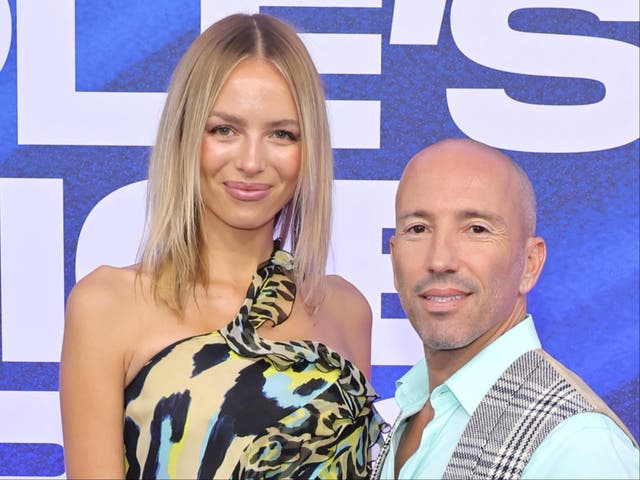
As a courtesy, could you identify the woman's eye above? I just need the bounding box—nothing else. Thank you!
[211,126,233,136]
[273,129,298,141]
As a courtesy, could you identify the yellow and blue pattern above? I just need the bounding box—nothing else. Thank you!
[123,246,382,479]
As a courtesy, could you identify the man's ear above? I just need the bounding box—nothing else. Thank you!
[519,236,546,295]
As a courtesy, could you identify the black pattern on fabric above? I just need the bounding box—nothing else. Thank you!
[123,245,382,479]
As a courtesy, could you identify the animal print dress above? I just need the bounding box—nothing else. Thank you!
[123,246,382,479]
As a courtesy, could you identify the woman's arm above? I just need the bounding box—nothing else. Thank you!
[59,267,128,479]
[326,275,373,379]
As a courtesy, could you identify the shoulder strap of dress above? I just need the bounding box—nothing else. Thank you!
[246,247,296,330]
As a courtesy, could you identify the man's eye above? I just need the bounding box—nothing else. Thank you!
[408,225,426,234]
[470,225,487,234]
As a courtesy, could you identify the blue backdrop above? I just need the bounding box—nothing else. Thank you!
[0,1,638,477]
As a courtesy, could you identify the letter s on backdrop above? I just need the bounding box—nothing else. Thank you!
[447,0,640,153]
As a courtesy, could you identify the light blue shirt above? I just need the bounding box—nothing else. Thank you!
[379,316,639,479]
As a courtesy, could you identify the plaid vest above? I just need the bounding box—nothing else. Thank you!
[371,349,636,480]
[442,349,637,479]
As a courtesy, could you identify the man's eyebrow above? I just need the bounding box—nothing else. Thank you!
[396,209,507,226]
[397,210,432,223]
[461,209,506,226]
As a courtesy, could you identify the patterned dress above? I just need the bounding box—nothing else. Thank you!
[123,247,382,479]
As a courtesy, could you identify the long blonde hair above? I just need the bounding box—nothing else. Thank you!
[140,13,332,312]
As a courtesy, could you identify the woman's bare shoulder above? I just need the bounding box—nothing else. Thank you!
[323,274,372,328]
[69,264,140,306]
[321,275,373,376]
[65,264,148,335]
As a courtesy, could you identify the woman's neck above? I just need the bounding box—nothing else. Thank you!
[200,225,276,285]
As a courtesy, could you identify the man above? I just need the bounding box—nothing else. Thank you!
[375,138,639,479]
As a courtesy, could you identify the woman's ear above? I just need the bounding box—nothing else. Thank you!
[519,236,546,295]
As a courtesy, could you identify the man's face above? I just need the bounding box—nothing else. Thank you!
[390,144,532,355]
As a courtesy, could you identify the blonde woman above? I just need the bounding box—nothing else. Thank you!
[60,13,381,479]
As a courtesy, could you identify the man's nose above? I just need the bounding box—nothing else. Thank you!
[425,230,459,274]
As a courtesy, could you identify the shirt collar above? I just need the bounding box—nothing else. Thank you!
[395,358,430,415]
[393,315,541,417]
[445,315,541,416]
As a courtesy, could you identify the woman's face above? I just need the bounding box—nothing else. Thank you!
[199,57,301,236]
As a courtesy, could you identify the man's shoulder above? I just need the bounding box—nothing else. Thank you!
[540,410,637,447]
[533,349,638,443]
[536,349,604,405]
[523,411,640,479]
[446,349,638,479]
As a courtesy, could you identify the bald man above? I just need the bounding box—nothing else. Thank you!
[374,139,639,479]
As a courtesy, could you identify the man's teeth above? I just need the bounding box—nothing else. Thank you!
[426,294,465,302]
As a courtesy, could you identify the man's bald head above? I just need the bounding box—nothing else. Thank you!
[390,138,547,356]
[398,138,537,238]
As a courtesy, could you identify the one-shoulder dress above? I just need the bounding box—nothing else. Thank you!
[123,247,382,479]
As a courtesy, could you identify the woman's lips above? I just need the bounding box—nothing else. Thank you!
[224,181,270,201]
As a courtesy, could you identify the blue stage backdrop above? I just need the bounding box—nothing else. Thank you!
[0,1,638,477]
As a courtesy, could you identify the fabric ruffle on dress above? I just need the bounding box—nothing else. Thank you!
[124,245,383,479]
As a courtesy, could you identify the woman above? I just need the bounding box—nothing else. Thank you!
[60,12,381,479]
